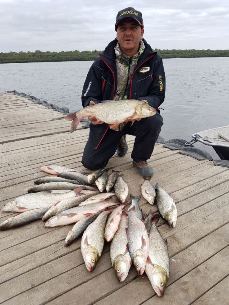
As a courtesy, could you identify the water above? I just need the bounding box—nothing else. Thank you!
[0,58,228,156]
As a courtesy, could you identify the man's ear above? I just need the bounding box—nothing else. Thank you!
[141,27,144,36]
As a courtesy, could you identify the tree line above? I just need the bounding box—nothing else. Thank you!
[0,49,228,64]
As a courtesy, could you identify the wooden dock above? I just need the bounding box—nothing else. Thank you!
[0,92,228,305]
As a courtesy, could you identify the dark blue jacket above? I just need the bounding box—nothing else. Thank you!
[81,39,166,110]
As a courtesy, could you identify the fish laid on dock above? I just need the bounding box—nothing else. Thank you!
[114,176,130,204]
[106,170,119,192]
[45,199,118,227]
[42,190,99,221]
[0,207,49,230]
[104,205,124,242]
[110,213,131,282]
[155,184,177,227]
[141,180,156,205]
[2,190,76,213]
[65,214,99,246]
[65,99,157,131]
[127,209,149,275]
[81,211,110,271]
[145,215,169,297]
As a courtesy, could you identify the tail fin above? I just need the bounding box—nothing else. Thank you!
[65,112,80,132]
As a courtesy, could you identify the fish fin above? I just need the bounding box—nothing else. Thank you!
[40,165,58,175]
[141,235,148,251]
[65,112,80,132]
[84,213,94,217]
[74,187,83,195]
[147,256,154,266]
[83,235,89,246]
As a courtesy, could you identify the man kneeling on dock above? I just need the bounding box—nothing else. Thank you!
[81,7,165,179]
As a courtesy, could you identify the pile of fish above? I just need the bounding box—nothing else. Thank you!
[0,164,177,297]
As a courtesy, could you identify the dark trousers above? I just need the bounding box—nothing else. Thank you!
[82,113,163,170]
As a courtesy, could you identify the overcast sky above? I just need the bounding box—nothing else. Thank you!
[1,0,229,52]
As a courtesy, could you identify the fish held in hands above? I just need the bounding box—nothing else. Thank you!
[65,99,157,131]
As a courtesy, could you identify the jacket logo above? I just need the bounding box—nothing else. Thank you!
[139,66,150,73]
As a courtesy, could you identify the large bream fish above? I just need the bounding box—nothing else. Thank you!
[66,99,157,131]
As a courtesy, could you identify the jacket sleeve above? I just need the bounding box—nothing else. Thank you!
[139,55,166,109]
[81,61,103,107]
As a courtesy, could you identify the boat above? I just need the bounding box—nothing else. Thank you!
[192,125,229,160]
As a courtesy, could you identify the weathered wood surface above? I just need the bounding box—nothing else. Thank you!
[0,93,228,305]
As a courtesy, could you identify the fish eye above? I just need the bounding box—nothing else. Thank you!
[91,258,95,263]
[160,282,165,287]
[117,268,120,272]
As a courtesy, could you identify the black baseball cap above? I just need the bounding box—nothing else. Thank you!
[115,7,143,30]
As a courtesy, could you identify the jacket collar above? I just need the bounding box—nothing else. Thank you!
[101,38,157,67]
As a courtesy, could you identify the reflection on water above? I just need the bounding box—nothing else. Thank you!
[0,58,228,147]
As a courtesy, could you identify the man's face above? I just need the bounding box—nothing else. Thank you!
[116,20,144,56]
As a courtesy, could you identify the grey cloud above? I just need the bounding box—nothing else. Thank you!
[0,0,228,51]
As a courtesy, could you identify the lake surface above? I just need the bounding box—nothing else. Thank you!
[0,57,228,156]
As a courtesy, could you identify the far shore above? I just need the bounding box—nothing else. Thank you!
[1,49,229,64]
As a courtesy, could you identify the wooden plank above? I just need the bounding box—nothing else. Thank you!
[190,276,229,305]
[0,239,80,284]
[2,251,112,305]
[141,247,229,305]
[0,226,72,266]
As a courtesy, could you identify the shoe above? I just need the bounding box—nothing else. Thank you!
[133,160,154,179]
[116,135,128,157]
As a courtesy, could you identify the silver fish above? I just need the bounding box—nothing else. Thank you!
[28,182,81,193]
[45,200,117,227]
[0,207,48,230]
[40,164,77,175]
[87,169,106,184]
[2,191,76,213]
[58,172,89,185]
[95,170,108,192]
[104,205,124,242]
[66,99,157,131]
[79,192,115,206]
[141,180,156,205]
[145,218,169,297]
[128,196,142,220]
[28,182,96,193]
[34,176,85,185]
[65,214,99,246]
[114,176,129,204]
[110,213,131,282]
[106,170,119,192]
[127,210,149,275]
[81,211,110,271]
[155,184,177,227]
[42,190,99,221]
